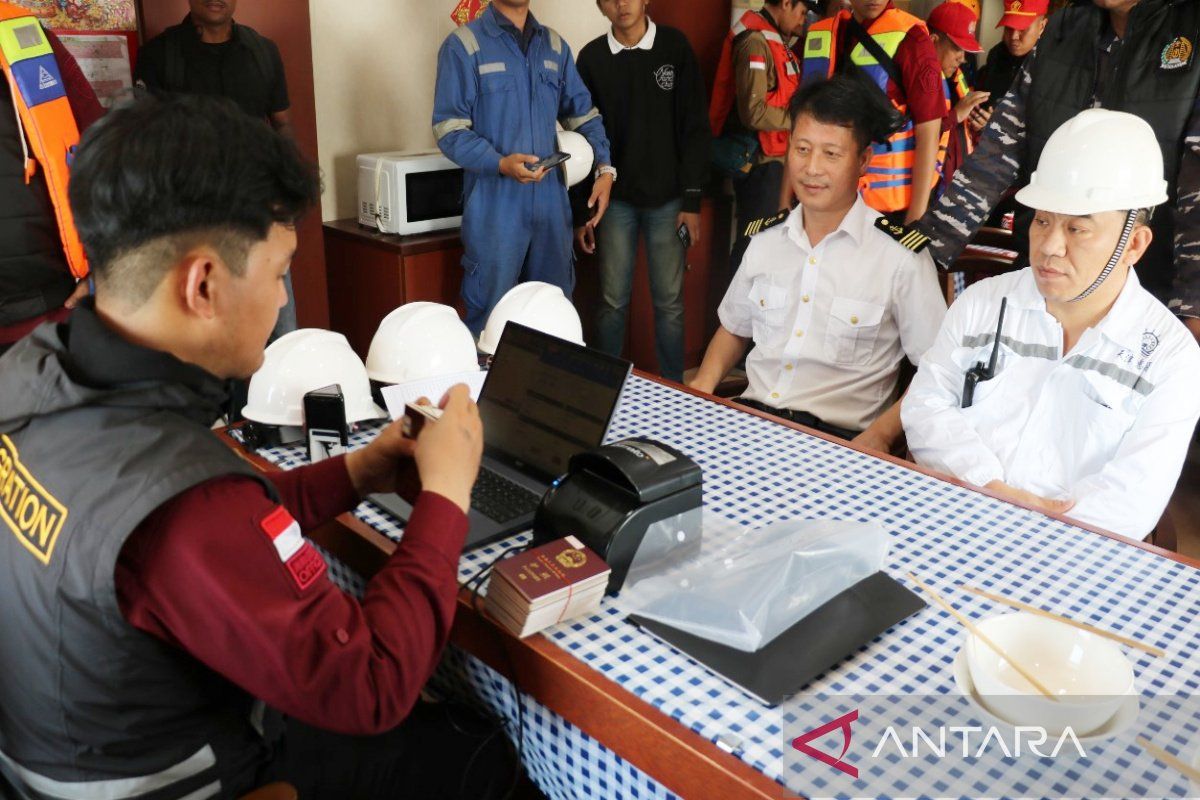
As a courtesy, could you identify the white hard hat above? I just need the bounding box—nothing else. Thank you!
[477,281,585,355]
[366,302,480,385]
[1015,109,1169,216]
[243,329,385,427]
[557,129,594,188]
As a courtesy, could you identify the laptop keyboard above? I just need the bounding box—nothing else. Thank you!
[471,468,543,523]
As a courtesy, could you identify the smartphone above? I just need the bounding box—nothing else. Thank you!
[676,222,692,249]
[303,384,348,462]
[401,402,443,439]
[527,151,571,171]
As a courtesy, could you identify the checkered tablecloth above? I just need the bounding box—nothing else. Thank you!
[250,375,1200,799]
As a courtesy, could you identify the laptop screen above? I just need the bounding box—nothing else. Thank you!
[479,322,632,482]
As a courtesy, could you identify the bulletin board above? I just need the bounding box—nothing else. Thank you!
[8,0,137,31]
[6,0,138,107]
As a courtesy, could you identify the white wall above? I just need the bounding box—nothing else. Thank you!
[309,1,610,222]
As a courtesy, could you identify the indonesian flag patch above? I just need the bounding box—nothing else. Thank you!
[260,506,326,591]
[749,55,767,71]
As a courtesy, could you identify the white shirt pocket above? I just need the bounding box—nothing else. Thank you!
[1070,372,1140,477]
[824,297,885,365]
[747,279,790,347]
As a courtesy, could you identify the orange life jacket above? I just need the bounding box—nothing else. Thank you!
[709,10,801,158]
[0,2,87,280]
[802,8,937,213]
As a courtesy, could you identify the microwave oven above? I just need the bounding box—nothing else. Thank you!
[357,150,464,235]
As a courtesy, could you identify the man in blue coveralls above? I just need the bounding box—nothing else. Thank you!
[434,0,614,334]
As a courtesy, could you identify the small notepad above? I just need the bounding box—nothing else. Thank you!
[380,370,487,420]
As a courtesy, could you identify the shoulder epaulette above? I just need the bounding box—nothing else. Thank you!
[743,209,789,238]
[874,216,931,253]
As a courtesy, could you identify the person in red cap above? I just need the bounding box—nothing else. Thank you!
[916,0,1200,345]
[972,0,1049,134]
[927,1,989,192]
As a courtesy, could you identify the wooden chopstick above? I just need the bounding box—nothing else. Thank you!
[1137,736,1200,783]
[960,584,1165,658]
[907,572,1061,703]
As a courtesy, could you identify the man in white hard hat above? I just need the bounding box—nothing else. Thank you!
[903,109,1200,540]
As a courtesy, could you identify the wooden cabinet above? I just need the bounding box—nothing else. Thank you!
[324,220,464,358]
[324,191,730,374]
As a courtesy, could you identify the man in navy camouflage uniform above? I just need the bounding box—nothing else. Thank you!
[916,0,1200,342]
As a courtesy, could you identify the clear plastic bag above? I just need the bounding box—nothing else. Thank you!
[616,514,889,652]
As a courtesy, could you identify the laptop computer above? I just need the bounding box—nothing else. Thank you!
[370,322,632,551]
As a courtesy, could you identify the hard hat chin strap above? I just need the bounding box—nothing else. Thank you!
[1069,209,1139,303]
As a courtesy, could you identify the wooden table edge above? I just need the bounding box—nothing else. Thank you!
[215,370,1197,799]
[216,426,798,800]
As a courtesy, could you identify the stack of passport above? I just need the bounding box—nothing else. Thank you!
[485,536,611,638]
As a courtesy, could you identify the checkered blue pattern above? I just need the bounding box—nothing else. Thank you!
[247,376,1200,798]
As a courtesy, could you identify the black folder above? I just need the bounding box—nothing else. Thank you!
[629,571,925,706]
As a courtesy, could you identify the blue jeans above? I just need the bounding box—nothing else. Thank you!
[595,198,685,382]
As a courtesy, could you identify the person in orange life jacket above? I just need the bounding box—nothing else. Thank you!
[0,5,103,357]
[927,1,988,194]
[800,0,946,223]
[720,0,809,275]
[0,94,516,799]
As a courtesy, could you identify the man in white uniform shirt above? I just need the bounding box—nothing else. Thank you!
[902,110,1200,540]
[690,74,946,451]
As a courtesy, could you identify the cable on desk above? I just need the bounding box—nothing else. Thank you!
[457,541,530,800]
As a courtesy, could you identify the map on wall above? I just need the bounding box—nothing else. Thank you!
[6,0,137,31]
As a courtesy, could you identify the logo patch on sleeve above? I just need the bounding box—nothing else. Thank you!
[0,434,67,566]
[259,506,326,591]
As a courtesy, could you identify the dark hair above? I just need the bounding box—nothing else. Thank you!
[787,73,904,151]
[69,92,320,305]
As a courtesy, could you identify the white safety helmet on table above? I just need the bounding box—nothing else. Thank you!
[366,302,480,385]
[557,129,594,188]
[243,329,385,427]
[476,281,585,355]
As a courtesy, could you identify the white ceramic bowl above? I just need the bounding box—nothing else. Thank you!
[965,612,1135,737]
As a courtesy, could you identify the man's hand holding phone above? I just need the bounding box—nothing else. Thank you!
[500,153,547,184]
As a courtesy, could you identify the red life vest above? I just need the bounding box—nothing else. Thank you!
[709,10,801,159]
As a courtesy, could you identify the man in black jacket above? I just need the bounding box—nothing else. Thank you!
[969,0,1048,135]
[576,0,710,381]
[917,0,1200,342]
[136,0,297,341]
